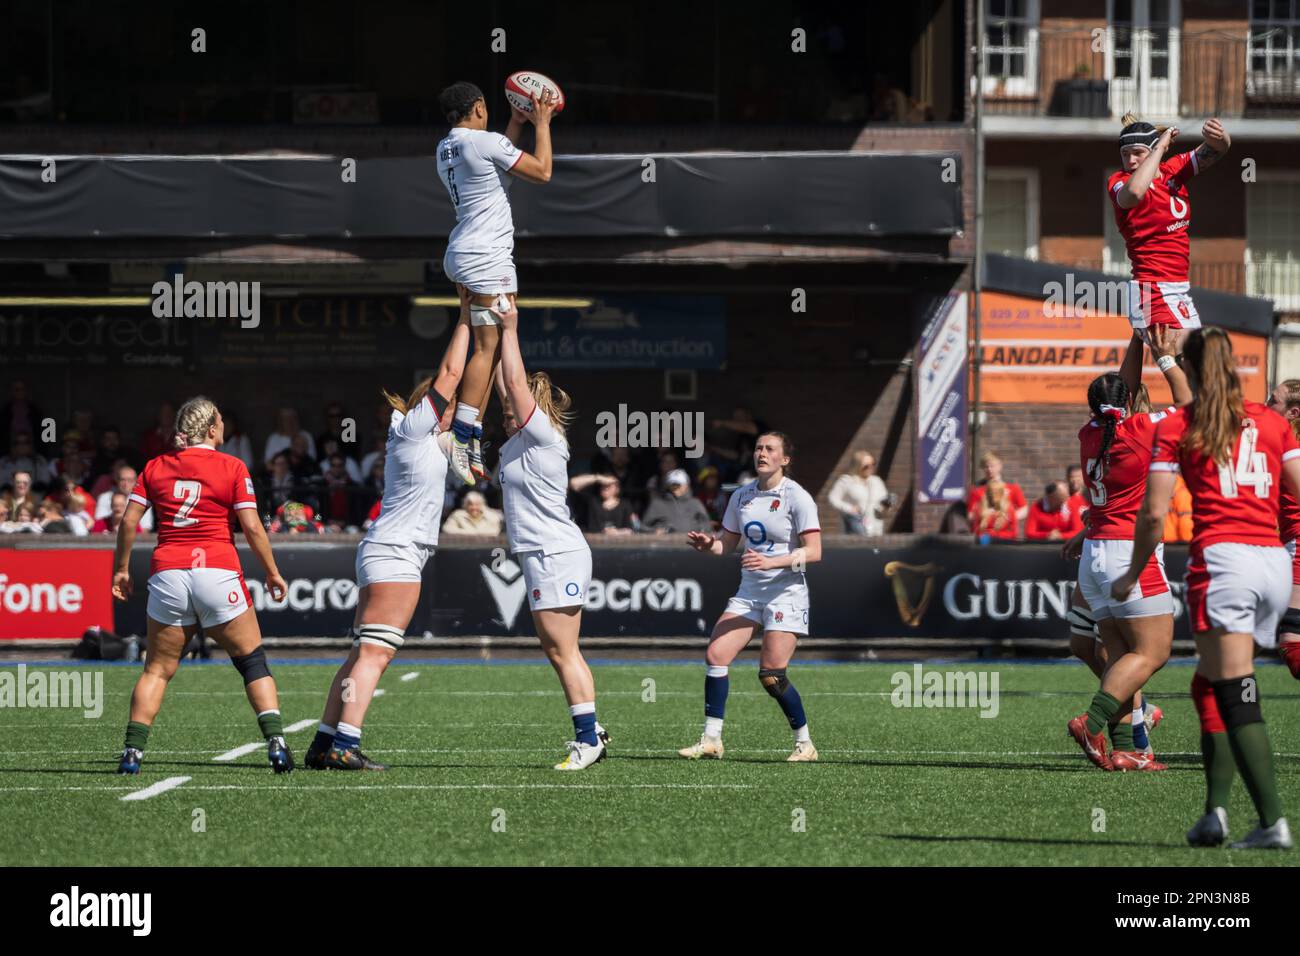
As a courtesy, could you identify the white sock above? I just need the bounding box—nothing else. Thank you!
[569,701,596,717]
[1132,707,1144,726]
[704,717,724,738]
[336,721,362,743]
[794,724,811,744]
[706,664,728,678]
[256,709,280,718]
[454,403,479,426]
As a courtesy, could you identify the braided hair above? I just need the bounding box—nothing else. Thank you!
[1086,372,1130,482]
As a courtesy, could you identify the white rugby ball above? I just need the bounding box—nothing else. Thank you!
[505,70,565,115]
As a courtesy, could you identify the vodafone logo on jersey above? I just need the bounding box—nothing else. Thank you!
[0,550,114,640]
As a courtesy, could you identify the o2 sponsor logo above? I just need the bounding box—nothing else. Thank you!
[565,582,581,597]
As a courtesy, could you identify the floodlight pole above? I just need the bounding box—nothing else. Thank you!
[969,0,987,485]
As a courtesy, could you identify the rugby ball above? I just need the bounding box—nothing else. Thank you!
[505,71,565,115]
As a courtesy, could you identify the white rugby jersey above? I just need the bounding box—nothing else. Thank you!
[722,477,821,593]
[436,127,521,258]
[364,395,449,548]
[498,407,588,556]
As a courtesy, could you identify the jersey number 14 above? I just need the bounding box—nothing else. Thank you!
[1218,426,1272,499]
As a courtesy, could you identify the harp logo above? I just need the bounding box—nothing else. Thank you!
[883,561,941,627]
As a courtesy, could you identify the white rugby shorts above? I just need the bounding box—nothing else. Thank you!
[147,568,250,629]
[521,547,592,611]
[355,539,433,588]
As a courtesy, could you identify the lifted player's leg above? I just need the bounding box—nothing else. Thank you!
[448,293,504,484]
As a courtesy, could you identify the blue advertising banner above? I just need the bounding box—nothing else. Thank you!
[516,295,726,369]
[916,293,968,503]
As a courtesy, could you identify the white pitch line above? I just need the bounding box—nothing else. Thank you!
[373,688,387,697]
[400,672,419,682]
[212,742,265,762]
[284,718,318,733]
[120,775,191,801]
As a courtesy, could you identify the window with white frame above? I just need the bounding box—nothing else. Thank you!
[984,0,1040,97]
[1101,170,1129,276]
[985,169,1039,260]
[1246,175,1300,311]
[1249,0,1300,97]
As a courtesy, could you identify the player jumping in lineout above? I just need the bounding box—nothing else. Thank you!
[435,80,557,486]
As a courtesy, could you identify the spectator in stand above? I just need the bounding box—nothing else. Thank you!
[360,432,386,484]
[592,446,646,512]
[266,451,296,513]
[54,474,95,524]
[645,450,684,498]
[220,410,254,471]
[642,469,713,534]
[363,454,385,506]
[0,434,52,490]
[318,437,362,483]
[50,432,92,486]
[694,466,727,524]
[139,401,175,461]
[442,490,504,536]
[10,501,41,533]
[320,452,355,526]
[316,402,349,457]
[1163,474,1194,543]
[94,464,154,531]
[89,425,143,492]
[285,432,318,483]
[7,470,40,516]
[1025,480,1085,541]
[263,407,316,469]
[1064,463,1090,522]
[269,500,323,534]
[0,496,10,531]
[972,478,1018,540]
[37,498,78,535]
[828,449,893,535]
[706,406,766,481]
[69,410,95,453]
[570,473,638,534]
[91,491,129,534]
[0,380,49,454]
[967,451,1028,526]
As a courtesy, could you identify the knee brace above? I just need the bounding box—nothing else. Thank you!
[1066,605,1097,639]
[1278,606,1300,641]
[230,647,271,685]
[759,668,790,698]
[1212,675,1263,730]
[355,623,405,651]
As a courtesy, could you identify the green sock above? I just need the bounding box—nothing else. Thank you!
[1201,731,1235,813]
[1109,722,1134,752]
[257,709,284,739]
[1085,691,1121,735]
[1226,721,1283,827]
[124,720,150,751]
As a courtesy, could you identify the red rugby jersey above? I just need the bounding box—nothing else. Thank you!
[1150,401,1300,549]
[1107,150,1198,284]
[130,446,258,574]
[1080,410,1170,539]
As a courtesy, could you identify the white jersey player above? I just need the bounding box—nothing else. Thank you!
[435,80,557,487]
[305,288,473,771]
[680,433,823,762]
[493,299,608,771]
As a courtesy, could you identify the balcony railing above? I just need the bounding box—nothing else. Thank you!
[984,26,1300,120]
[1061,257,1300,313]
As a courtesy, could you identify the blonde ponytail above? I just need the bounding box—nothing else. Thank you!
[382,378,433,416]
[173,397,220,449]
[528,371,573,436]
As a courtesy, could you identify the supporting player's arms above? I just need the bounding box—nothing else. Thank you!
[236,508,287,602]
[431,284,473,412]
[1117,127,1178,209]
[493,301,535,424]
[1118,332,1144,399]
[1111,469,1174,601]
[111,501,147,600]
[1148,325,1193,407]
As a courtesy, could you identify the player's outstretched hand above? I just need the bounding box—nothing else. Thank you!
[493,297,519,330]
[265,571,288,603]
[1202,118,1228,148]
[1148,324,1179,360]
[528,89,557,126]
[111,570,132,602]
[686,531,714,553]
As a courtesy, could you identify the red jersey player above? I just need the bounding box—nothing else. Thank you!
[1067,325,1191,773]
[1108,115,1231,344]
[1267,379,1300,681]
[1117,329,1299,850]
[111,397,291,777]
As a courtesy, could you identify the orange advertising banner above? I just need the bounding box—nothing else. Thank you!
[974,291,1268,405]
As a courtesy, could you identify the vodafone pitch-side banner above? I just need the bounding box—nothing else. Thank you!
[975,290,1268,405]
[0,550,114,640]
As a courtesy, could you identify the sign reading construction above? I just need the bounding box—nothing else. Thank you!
[975,291,1267,404]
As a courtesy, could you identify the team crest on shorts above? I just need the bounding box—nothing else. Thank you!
[532,588,541,601]
[774,610,784,623]
[1177,299,1190,322]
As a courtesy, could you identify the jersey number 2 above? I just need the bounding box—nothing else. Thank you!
[1218,426,1271,499]
[172,480,201,527]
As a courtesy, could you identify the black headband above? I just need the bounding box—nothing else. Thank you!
[1119,122,1158,150]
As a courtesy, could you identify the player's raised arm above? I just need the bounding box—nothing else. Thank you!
[507,91,555,185]
[1192,118,1231,172]
[431,283,473,408]
[492,298,535,424]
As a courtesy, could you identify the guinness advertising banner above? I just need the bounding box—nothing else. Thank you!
[104,540,1197,642]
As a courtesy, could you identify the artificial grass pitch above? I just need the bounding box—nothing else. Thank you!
[1,660,1298,866]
